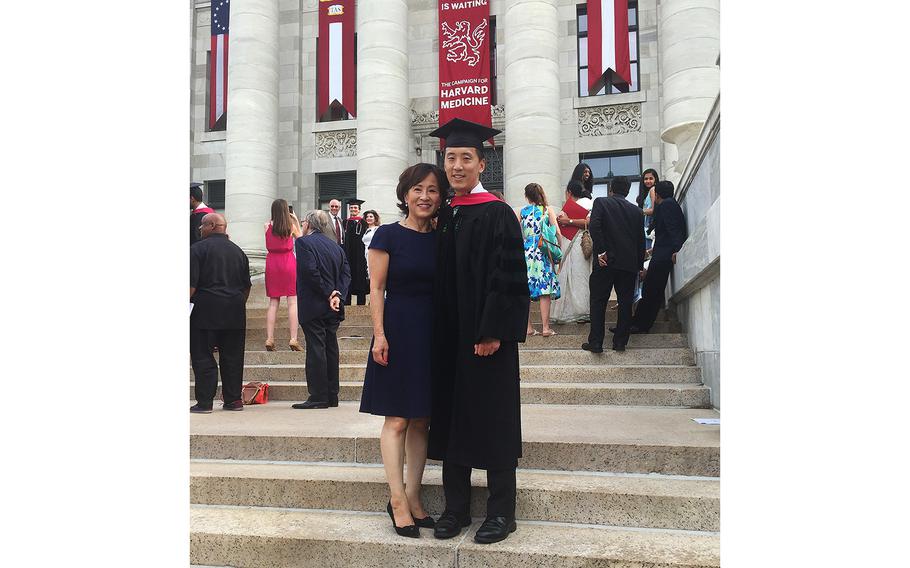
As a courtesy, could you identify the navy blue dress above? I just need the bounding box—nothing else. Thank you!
[359,222,436,418]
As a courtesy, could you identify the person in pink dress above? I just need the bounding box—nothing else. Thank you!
[264,199,302,351]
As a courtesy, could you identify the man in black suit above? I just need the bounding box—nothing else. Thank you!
[631,180,687,333]
[292,209,351,410]
[190,213,251,413]
[582,176,645,353]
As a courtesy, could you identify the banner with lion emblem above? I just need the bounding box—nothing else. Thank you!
[438,0,492,143]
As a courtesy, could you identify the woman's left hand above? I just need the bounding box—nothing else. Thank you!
[556,211,569,226]
[372,334,389,366]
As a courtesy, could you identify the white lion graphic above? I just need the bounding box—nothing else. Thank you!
[441,19,488,67]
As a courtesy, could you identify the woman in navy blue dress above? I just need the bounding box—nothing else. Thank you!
[360,163,447,537]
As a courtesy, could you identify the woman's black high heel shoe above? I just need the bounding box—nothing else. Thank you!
[387,500,419,538]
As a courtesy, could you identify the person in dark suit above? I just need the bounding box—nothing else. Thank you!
[292,209,351,410]
[631,180,687,333]
[190,213,252,413]
[582,176,645,353]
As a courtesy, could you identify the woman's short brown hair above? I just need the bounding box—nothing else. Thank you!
[396,163,450,213]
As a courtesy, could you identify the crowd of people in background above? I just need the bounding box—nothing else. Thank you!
[187,117,689,544]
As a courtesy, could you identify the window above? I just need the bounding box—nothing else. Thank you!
[317,171,358,209]
[580,150,642,204]
[435,147,504,194]
[206,51,226,131]
[577,2,640,97]
[205,180,226,211]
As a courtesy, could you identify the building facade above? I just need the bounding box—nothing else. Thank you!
[190,0,721,406]
[190,0,719,260]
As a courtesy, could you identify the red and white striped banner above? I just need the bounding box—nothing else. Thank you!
[317,0,356,119]
[587,0,630,94]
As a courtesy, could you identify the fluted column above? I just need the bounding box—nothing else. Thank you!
[224,0,279,261]
[503,0,561,206]
[356,0,409,222]
[658,0,719,185]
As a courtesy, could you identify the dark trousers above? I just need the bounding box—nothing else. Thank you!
[345,292,366,306]
[442,461,517,519]
[588,266,637,349]
[632,259,673,332]
[190,325,245,407]
[300,316,340,401]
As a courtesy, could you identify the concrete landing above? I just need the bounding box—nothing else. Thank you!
[190,402,719,476]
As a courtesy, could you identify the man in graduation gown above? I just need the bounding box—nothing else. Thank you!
[427,118,530,545]
[342,199,369,305]
[190,182,215,245]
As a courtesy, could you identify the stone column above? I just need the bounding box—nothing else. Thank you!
[224,0,280,262]
[503,0,561,206]
[658,0,719,185]
[356,0,409,223]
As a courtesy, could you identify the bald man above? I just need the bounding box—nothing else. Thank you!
[190,213,252,413]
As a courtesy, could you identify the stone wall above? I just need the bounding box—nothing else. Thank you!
[667,96,720,409]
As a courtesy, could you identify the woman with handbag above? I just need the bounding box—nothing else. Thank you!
[517,183,562,337]
[552,180,594,324]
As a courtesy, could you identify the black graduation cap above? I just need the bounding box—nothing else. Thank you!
[190,182,203,189]
[347,198,365,206]
[429,117,500,151]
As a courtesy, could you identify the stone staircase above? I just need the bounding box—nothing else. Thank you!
[190,282,720,567]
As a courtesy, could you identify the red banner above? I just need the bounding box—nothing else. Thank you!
[587,0,630,94]
[317,0,356,119]
[438,0,492,143]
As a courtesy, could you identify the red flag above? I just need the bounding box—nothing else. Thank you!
[438,0,493,146]
[209,0,230,129]
[317,0,356,119]
[587,0,631,94]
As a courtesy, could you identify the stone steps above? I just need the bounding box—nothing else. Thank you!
[243,333,689,350]
[243,300,624,318]
[226,348,695,366]
[189,402,720,476]
[247,310,672,327]
[190,461,719,531]
[192,381,712,407]
[244,320,682,339]
[210,363,701,383]
[190,506,720,568]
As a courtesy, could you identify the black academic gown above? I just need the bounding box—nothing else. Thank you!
[427,200,530,470]
[343,218,369,295]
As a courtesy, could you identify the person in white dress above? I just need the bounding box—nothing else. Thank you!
[361,210,381,279]
[552,180,594,323]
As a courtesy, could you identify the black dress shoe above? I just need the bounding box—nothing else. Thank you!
[629,326,647,334]
[612,344,626,352]
[473,516,516,544]
[386,501,419,538]
[581,342,603,354]
[433,510,471,539]
[291,399,329,409]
